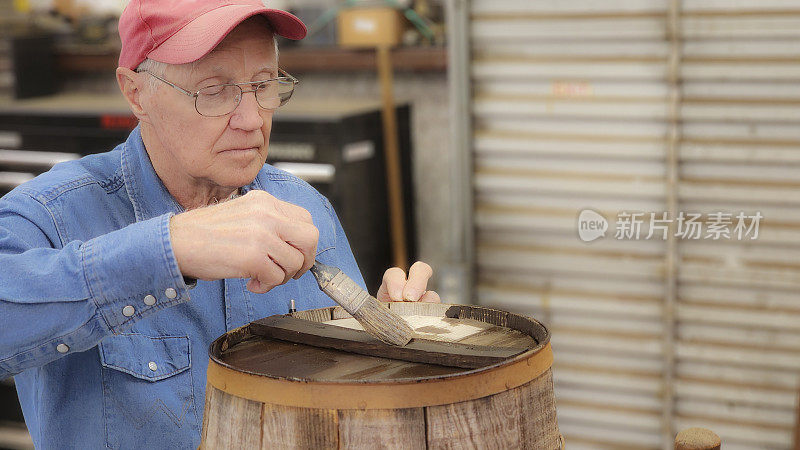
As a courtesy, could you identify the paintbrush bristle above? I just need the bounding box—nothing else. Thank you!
[351,297,415,346]
[310,260,415,346]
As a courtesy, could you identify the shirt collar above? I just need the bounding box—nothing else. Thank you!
[120,125,261,222]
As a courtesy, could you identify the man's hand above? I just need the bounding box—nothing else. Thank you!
[169,190,318,294]
[376,261,441,303]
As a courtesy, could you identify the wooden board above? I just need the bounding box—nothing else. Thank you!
[325,316,497,343]
[200,386,261,449]
[261,403,338,449]
[292,307,333,323]
[250,315,528,369]
[426,381,522,449]
[338,408,426,450]
[519,370,562,448]
[219,336,464,381]
[426,370,562,450]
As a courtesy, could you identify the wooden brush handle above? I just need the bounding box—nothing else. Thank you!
[319,269,370,316]
[310,261,367,314]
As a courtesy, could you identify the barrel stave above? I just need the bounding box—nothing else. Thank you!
[339,408,426,449]
[200,386,261,449]
[261,402,338,448]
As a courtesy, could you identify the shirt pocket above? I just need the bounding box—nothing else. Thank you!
[99,334,199,449]
[100,334,190,381]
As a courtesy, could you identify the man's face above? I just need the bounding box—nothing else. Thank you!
[141,18,278,191]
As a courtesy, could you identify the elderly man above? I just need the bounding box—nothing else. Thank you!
[0,0,438,448]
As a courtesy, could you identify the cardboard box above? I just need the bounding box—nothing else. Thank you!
[337,7,405,47]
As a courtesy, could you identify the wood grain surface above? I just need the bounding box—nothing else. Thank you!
[261,403,338,449]
[339,408,426,450]
[426,383,522,449]
[250,315,528,369]
[200,386,261,449]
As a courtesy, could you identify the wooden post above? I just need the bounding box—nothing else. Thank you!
[794,390,800,450]
[674,427,720,450]
[376,44,408,271]
[663,1,684,446]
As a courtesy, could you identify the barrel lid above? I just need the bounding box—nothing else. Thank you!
[210,303,549,383]
[207,303,554,409]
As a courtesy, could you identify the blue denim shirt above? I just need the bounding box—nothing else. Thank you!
[0,126,365,449]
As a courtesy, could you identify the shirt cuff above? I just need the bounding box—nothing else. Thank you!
[82,213,192,333]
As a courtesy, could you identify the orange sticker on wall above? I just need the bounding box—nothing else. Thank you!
[551,81,593,98]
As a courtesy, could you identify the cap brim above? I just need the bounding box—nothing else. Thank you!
[148,5,306,66]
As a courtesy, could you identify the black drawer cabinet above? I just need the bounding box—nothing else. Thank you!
[0,380,23,422]
[269,102,416,291]
[0,378,28,449]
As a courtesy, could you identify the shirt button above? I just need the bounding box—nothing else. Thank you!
[56,343,69,353]
[143,294,156,306]
[122,305,135,317]
[165,288,178,299]
[148,361,158,372]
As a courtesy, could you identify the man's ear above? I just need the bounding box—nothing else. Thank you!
[116,67,150,123]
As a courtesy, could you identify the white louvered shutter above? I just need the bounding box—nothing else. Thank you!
[470,1,800,449]
[675,2,800,450]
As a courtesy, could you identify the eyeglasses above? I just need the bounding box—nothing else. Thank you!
[136,68,299,117]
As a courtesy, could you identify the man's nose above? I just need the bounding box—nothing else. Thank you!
[229,90,265,130]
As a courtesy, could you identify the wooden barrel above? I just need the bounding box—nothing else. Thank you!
[675,427,721,450]
[200,302,562,449]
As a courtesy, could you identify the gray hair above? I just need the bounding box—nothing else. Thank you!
[135,28,279,92]
[135,58,169,92]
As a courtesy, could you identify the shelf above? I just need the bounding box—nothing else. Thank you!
[56,45,447,74]
[278,46,447,72]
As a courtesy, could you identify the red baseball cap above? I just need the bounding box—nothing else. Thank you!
[118,0,307,70]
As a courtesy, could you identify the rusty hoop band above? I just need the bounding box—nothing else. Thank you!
[206,342,553,409]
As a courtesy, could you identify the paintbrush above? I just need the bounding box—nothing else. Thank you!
[309,260,414,346]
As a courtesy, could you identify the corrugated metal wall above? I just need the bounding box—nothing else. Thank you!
[469,1,800,449]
